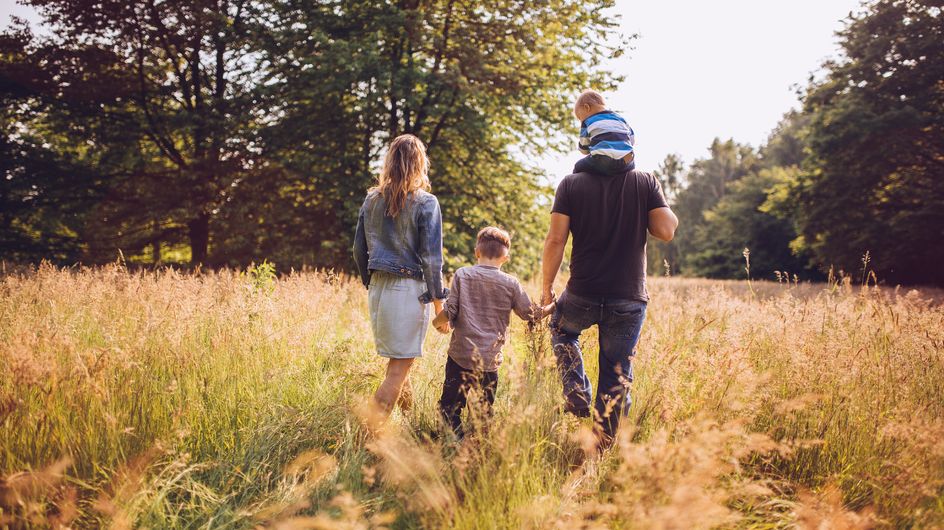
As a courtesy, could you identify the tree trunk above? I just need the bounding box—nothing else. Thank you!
[188,212,210,265]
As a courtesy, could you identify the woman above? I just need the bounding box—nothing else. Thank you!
[353,134,448,415]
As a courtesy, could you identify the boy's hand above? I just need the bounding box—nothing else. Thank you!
[431,304,450,334]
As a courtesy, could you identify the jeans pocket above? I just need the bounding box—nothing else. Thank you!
[555,291,594,334]
[612,305,644,318]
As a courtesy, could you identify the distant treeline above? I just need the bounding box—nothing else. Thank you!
[650,0,943,286]
[1,1,941,285]
[0,0,622,277]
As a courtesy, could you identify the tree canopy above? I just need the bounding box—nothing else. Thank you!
[650,0,942,286]
[1,0,623,276]
[3,0,942,286]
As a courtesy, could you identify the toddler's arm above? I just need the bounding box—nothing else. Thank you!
[578,124,591,155]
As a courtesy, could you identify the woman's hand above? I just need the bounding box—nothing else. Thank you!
[431,299,450,334]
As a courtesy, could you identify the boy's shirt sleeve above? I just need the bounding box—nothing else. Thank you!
[511,279,535,322]
[578,122,591,155]
[444,270,461,323]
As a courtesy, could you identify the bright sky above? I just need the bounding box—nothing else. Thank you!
[540,0,863,182]
[2,0,862,182]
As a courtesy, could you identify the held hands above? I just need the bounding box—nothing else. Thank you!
[538,288,557,320]
[541,288,556,310]
[432,299,450,334]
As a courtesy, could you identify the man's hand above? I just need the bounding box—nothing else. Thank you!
[540,300,556,319]
[541,288,556,309]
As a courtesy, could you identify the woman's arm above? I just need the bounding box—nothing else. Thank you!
[352,205,370,287]
[416,196,448,303]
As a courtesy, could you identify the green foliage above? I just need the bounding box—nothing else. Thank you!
[654,112,821,282]
[786,0,944,285]
[665,138,761,276]
[647,1,944,287]
[1,0,623,278]
[689,166,810,280]
[246,260,277,295]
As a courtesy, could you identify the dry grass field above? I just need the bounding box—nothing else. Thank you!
[1,264,942,529]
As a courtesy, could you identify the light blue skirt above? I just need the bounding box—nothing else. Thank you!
[368,271,431,358]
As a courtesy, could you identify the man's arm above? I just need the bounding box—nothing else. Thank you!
[648,207,678,242]
[541,212,570,305]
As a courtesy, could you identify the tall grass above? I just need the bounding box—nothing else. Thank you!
[1,264,942,528]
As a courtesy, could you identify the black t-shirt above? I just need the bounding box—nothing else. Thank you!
[551,169,668,302]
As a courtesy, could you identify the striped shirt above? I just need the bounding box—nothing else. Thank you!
[578,110,635,160]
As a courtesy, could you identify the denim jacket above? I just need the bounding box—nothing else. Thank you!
[352,189,448,303]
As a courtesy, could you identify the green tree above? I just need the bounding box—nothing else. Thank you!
[685,112,820,280]
[789,0,944,285]
[689,166,812,280]
[3,0,276,265]
[671,138,759,275]
[2,1,623,276]
[647,153,684,275]
[256,0,623,276]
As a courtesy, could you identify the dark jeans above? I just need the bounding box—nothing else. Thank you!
[438,357,498,438]
[550,290,646,443]
[574,154,635,175]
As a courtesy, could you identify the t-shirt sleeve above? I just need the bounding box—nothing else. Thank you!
[551,178,571,216]
[511,280,534,321]
[647,173,669,211]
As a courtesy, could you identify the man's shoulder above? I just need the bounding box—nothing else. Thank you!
[561,169,655,183]
[627,169,656,181]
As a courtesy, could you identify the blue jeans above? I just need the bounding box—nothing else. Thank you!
[550,290,647,442]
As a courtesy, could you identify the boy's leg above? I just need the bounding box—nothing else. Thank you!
[463,370,499,435]
[438,357,469,437]
[595,300,647,447]
[480,371,498,419]
[550,291,597,417]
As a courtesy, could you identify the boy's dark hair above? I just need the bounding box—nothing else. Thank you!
[476,226,511,259]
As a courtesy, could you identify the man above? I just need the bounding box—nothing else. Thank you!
[541,151,678,449]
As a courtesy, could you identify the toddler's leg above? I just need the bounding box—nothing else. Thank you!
[573,155,596,174]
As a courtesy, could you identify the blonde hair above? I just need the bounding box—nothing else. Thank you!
[575,89,606,109]
[373,134,431,217]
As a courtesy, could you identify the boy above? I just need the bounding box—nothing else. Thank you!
[432,227,553,438]
[573,89,636,175]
